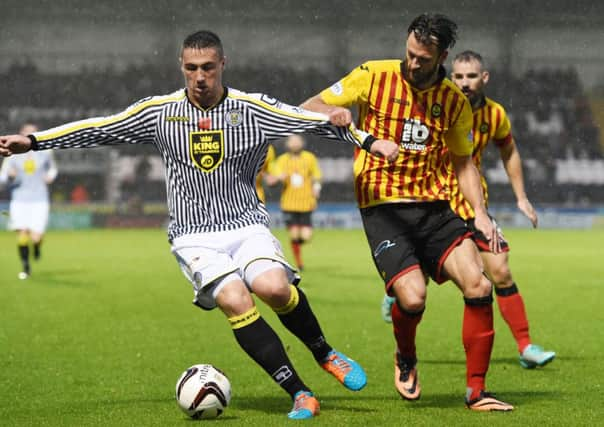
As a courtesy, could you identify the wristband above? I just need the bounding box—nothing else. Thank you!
[361,135,377,152]
[28,134,39,151]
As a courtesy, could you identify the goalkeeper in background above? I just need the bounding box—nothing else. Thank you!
[0,123,57,280]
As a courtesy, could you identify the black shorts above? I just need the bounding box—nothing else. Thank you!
[360,201,471,288]
[466,216,510,252]
[283,211,313,227]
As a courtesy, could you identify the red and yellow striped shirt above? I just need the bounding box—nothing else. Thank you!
[449,96,512,219]
[320,60,473,208]
[274,150,322,212]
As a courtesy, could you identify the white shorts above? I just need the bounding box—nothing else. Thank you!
[171,224,299,310]
[8,201,50,234]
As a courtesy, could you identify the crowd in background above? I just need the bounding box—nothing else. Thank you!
[0,61,602,206]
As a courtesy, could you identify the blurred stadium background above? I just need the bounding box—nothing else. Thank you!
[1,0,603,229]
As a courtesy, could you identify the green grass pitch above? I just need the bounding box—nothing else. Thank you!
[1,228,603,426]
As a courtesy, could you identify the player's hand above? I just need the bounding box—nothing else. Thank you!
[263,173,280,186]
[517,198,538,228]
[474,212,501,254]
[370,139,399,162]
[327,107,353,127]
[0,135,32,157]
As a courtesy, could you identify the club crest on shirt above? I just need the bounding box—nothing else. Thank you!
[480,122,489,133]
[190,130,224,173]
[225,109,243,127]
[431,103,442,118]
[23,158,37,175]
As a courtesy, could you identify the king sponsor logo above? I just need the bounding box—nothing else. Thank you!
[190,130,224,173]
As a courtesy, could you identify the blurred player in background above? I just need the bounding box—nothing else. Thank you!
[449,50,555,368]
[0,31,398,420]
[0,123,57,279]
[273,135,322,270]
[303,14,513,411]
[255,143,276,203]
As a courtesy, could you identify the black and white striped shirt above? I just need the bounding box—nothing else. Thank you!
[31,87,372,241]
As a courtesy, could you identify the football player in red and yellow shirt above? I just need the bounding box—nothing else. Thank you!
[303,14,513,411]
[449,50,555,369]
[273,135,322,270]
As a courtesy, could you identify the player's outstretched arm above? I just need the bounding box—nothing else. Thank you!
[303,96,398,162]
[0,135,32,157]
[301,95,353,126]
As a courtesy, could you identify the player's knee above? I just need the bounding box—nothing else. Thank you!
[463,274,492,299]
[392,283,426,312]
[215,279,254,316]
[250,266,290,307]
[399,298,425,313]
[489,265,513,287]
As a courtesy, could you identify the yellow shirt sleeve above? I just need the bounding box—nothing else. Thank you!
[319,63,372,107]
[308,152,322,181]
[494,109,512,141]
[444,99,474,156]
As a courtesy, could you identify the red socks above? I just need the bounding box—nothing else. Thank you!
[463,296,494,399]
[391,302,424,361]
[291,239,302,268]
[495,284,531,353]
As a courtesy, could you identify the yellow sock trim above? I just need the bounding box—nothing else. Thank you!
[273,285,299,315]
[17,234,30,246]
[228,307,260,330]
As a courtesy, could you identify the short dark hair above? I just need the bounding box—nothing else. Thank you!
[182,30,224,58]
[453,50,484,65]
[407,14,458,52]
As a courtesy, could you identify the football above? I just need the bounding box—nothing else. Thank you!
[175,364,231,419]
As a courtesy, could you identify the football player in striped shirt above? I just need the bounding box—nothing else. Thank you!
[0,123,57,280]
[273,135,322,270]
[303,14,513,411]
[0,30,399,420]
[449,50,555,369]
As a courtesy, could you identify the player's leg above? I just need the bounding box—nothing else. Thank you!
[284,212,304,269]
[31,232,44,261]
[172,236,318,419]
[390,269,426,401]
[16,229,31,278]
[9,201,32,278]
[299,225,313,242]
[443,239,513,411]
[381,293,396,323]
[29,201,49,262]
[239,228,366,391]
[422,203,511,410]
[360,203,423,400]
[482,251,555,368]
[215,278,319,419]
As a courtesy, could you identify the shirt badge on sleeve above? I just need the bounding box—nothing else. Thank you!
[329,81,343,96]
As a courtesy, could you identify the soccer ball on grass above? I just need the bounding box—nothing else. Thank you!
[175,364,231,419]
